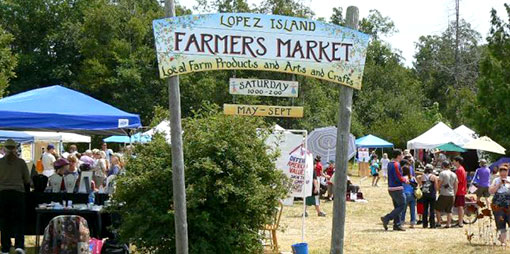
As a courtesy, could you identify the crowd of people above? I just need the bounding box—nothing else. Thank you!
[304,155,362,217]
[0,139,129,254]
[39,143,125,192]
[379,149,510,245]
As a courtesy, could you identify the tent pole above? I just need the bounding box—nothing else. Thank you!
[302,130,308,243]
[165,1,188,253]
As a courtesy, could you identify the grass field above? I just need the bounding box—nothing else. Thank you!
[10,176,509,254]
[277,176,509,254]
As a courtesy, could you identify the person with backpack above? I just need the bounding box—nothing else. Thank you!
[380,149,408,231]
[400,164,418,228]
[418,164,438,228]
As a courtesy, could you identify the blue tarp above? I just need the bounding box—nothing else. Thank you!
[0,130,34,143]
[490,157,510,172]
[0,85,141,134]
[103,133,152,143]
[355,134,394,148]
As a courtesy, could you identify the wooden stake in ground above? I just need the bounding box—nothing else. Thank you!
[330,6,359,254]
[165,0,189,253]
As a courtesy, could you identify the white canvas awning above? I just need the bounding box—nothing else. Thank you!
[23,131,91,143]
[143,120,171,143]
[265,126,305,171]
[463,136,506,155]
[407,122,466,150]
[453,125,477,144]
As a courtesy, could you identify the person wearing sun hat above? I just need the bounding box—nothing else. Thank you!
[473,159,491,204]
[0,139,30,254]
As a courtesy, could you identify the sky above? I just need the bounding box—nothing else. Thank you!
[180,0,509,67]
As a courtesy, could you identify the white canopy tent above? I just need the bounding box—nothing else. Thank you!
[23,131,91,143]
[0,130,91,164]
[407,122,467,150]
[463,136,506,155]
[265,125,305,171]
[453,125,477,143]
[143,120,171,143]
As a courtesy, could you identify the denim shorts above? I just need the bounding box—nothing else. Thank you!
[492,207,510,232]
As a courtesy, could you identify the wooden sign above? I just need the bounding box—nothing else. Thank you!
[224,104,303,118]
[153,13,370,89]
[229,78,298,97]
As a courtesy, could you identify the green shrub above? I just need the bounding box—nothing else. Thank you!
[112,113,288,254]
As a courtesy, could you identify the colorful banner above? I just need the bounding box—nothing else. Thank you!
[284,146,313,197]
[229,78,298,97]
[224,104,303,118]
[21,143,32,161]
[153,13,370,89]
[358,148,370,163]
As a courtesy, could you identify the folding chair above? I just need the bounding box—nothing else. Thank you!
[262,200,284,253]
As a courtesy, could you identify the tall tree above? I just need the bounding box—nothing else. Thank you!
[0,25,17,97]
[194,0,251,13]
[414,19,482,126]
[0,0,87,93]
[471,4,510,152]
[330,7,344,26]
[0,0,193,123]
[331,9,434,147]
[257,0,314,18]
[358,9,397,40]
[73,0,168,123]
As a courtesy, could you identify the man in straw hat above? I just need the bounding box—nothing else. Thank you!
[0,139,30,254]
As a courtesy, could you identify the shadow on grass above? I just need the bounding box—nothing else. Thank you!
[360,228,388,233]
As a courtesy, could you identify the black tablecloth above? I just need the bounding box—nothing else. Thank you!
[25,192,112,237]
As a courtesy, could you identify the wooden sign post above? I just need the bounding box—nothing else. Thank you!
[165,1,188,254]
[331,6,359,254]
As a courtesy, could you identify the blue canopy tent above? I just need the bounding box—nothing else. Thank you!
[0,85,141,134]
[0,130,34,143]
[104,133,152,143]
[355,134,394,148]
[490,157,510,172]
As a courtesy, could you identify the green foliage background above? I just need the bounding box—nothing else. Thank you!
[112,111,287,253]
[470,4,510,151]
[0,0,442,147]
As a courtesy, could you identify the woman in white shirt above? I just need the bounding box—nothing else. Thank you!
[381,153,390,181]
[489,165,510,245]
[41,144,57,177]
[92,150,108,188]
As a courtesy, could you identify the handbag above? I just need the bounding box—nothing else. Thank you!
[468,169,478,194]
[414,188,423,200]
[89,238,104,254]
[36,159,44,173]
[101,238,129,254]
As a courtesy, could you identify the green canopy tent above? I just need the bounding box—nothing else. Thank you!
[436,142,466,153]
